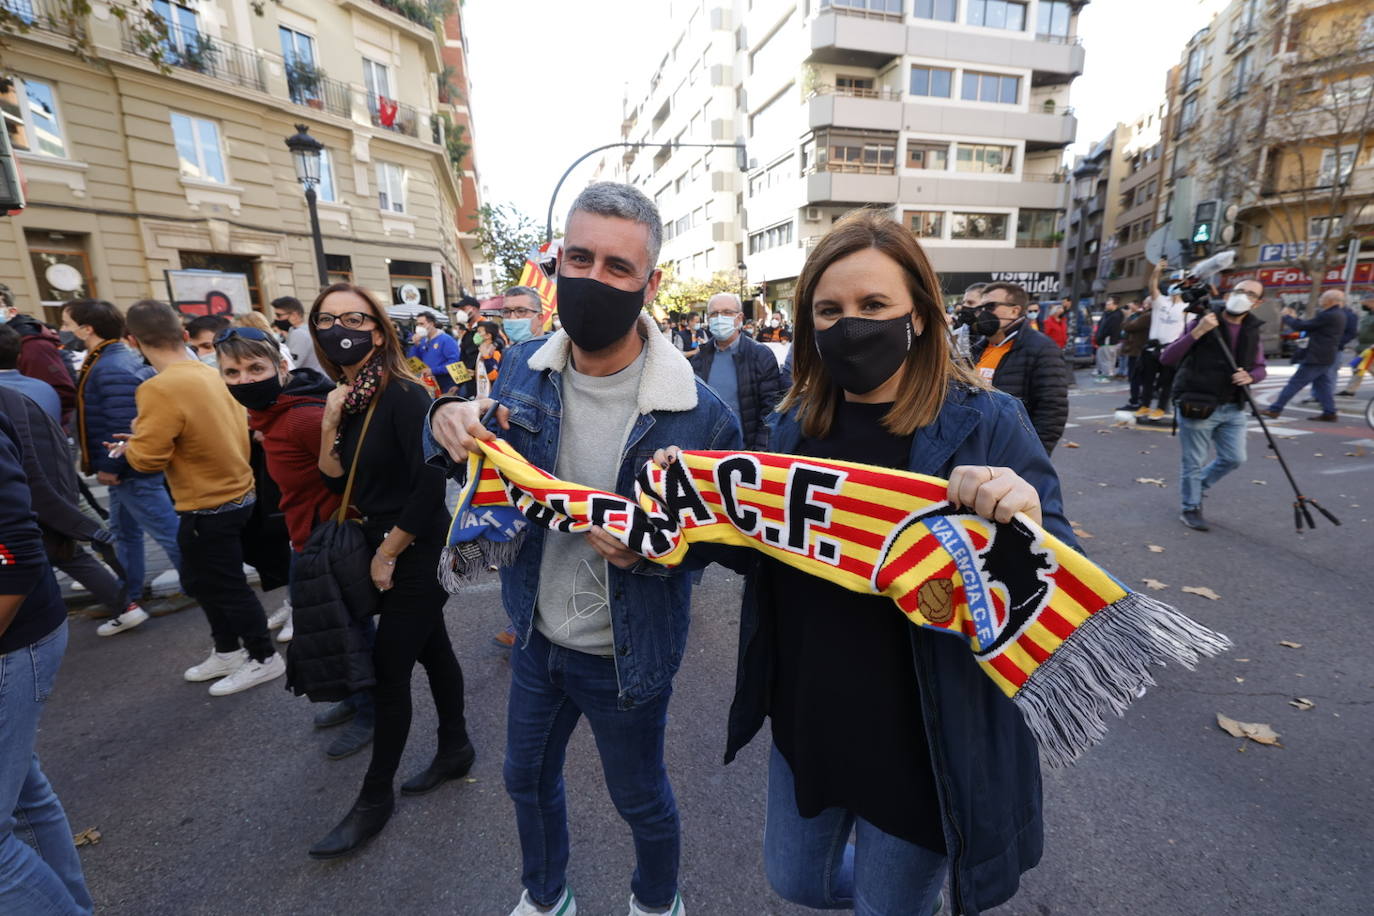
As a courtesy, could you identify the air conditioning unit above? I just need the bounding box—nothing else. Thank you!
[804,207,822,222]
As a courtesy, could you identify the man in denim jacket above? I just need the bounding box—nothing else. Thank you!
[425,183,741,916]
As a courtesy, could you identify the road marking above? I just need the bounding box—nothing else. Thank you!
[1344,439,1374,447]
[1074,414,1118,420]
[1252,426,1312,436]
[1319,463,1374,475]
[1063,422,1079,428]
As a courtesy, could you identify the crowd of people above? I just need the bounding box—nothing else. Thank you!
[0,181,1370,916]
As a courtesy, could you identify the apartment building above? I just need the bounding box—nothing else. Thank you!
[611,0,1087,317]
[1,0,482,323]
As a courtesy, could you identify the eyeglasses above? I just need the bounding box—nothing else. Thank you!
[708,309,741,318]
[500,307,539,319]
[213,326,272,345]
[313,311,377,330]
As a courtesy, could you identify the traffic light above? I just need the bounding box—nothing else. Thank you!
[1191,200,1218,256]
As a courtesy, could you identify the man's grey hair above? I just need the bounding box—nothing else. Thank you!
[707,292,742,310]
[964,282,987,296]
[503,285,542,306]
[1319,289,1345,305]
[566,181,663,272]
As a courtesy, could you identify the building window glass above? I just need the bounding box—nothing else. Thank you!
[1184,46,1203,87]
[914,0,956,22]
[910,65,953,98]
[967,0,1027,31]
[325,253,352,286]
[1015,209,1059,248]
[904,210,943,238]
[362,57,391,109]
[2,76,68,159]
[961,71,1020,104]
[317,148,337,203]
[1036,1,1071,38]
[950,211,1009,240]
[748,220,793,254]
[955,143,1014,174]
[152,0,199,58]
[169,112,226,183]
[376,161,406,213]
[907,140,949,170]
[1179,93,1198,131]
[1318,148,1355,186]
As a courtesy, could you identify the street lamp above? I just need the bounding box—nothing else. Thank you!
[737,260,747,309]
[285,124,329,289]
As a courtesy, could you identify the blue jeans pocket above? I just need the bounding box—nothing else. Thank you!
[27,623,67,703]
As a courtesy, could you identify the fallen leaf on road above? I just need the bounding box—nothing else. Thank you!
[1236,658,1250,662]
[1251,480,1267,485]
[1072,527,1095,539]
[1216,713,1282,746]
[1289,698,1315,711]
[1182,586,1221,600]
[1147,544,1165,553]
[1141,578,1169,590]
[1278,640,1303,649]
[1062,441,1080,448]
[73,828,101,847]
[1264,454,1278,459]
[1346,452,1361,457]
[1313,452,1324,457]
[1097,482,1109,487]
[1234,676,1245,683]
[1096,428,1113,435]
[1135,477,1166,487]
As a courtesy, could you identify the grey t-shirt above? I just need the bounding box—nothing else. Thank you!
[287,323,325,373]
[535,345,647,655]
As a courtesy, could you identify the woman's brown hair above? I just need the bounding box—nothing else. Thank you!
[778,208,986,439]
[307,282,418,386]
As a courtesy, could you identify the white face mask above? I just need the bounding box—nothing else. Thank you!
[1224,293,1254,315]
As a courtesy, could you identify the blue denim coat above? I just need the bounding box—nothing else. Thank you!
[723,385,1078,916]
[424,319,742,708]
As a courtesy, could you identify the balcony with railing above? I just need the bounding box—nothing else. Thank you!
[368,93,420,138]
[286,64,352,119]
[808,83,903,101]
[1,0,81,37]
[123,22,265,92]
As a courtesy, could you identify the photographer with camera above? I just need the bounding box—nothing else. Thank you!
[1161,278,1268,531]
[1136,260,1190,421]
[1260,290,1348,422]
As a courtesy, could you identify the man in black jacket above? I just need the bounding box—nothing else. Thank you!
[971,282,1070,453]
[1093,296,1124,380]
[689,292,785,450]
[1262,289,1347,421]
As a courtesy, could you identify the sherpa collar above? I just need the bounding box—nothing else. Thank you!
[526,312,698,414]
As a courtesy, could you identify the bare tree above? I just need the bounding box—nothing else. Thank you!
[1196,6,1374,311]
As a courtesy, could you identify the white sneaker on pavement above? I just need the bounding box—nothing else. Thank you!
[208,652,285,696]
[97,605,149,637]
[509,887,575,916]
[267,600,291,630]
[629,892,682,916]
[151,569,181,596]
[183,648,248,682]
[277,615,294,643]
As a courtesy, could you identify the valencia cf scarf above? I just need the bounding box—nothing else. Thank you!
[440,439,1231,767]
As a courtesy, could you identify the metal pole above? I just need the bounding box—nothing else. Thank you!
[305,185,328,289]
[1343,237,1361,298]
[545,141,747,243]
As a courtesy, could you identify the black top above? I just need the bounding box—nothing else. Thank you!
[766,399,944,852]
[323,377,449,544]
[0,413,64,656]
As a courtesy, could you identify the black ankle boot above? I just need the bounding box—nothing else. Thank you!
[307,793,394,859]
[400,742,476,796]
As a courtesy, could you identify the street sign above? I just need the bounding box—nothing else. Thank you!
[1257,241,1321,263]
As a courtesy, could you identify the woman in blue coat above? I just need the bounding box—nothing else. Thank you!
[660,210,1076,915]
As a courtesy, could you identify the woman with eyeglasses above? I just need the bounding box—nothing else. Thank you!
[656,211,1077,915]
[305,283,472,859]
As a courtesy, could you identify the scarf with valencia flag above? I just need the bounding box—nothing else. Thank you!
[440,439,1230,766]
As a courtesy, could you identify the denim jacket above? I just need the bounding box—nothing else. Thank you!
[424,315,742,707]
[724,385,1077,916]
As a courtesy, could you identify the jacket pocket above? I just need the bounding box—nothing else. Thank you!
[502,395,545,435]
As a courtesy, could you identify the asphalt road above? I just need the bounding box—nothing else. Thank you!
[36,366,1374,916]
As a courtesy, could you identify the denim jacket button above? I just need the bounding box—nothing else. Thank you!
[617,643,630,656]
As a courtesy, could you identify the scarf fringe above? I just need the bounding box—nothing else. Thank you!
[1013,591,1232,768]
[437,530,527,595]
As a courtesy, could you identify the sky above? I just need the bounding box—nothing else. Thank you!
[463,0,1229,225]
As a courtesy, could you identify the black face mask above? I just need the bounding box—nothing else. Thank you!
[814,314,914,395]
[974,307,1023,339]
[556,273,646,352]
[316,325,375,366]
[273,319,293,333]
[227,374,284,412]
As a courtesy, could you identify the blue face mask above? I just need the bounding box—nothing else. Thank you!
[708,315,738,341]
[504,318,534,343]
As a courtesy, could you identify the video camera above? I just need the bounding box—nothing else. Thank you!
[1171,249,1237,315]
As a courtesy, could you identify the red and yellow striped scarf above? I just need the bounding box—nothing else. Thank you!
[444,439,1231,766]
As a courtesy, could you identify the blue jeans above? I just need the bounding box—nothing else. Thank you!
[0,623,92,915]
[1178,402,1249,511]
[107,475,182,603]
[504,628,679,909]
[1266,362,1335,415]
[764,746,946,915]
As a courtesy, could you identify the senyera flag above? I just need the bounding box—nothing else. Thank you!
[439,440,1231,767]
[517,241,559,333]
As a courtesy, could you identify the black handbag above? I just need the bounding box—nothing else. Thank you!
[1175,390,1219,420]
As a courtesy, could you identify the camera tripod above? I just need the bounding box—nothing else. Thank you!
[1206,324,1340,532]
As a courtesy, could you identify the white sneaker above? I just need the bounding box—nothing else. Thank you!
[277,615,294,643]
[97,605,149,637]
[183,648,248,682]
[267,600,291,630]
[629,893,682,916]
[208,652,285,696]
[151,569,181,596]
[509,887,576,916]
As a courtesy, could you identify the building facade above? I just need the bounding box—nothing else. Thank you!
[1,0,481,323]
[610,0,1088,317]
